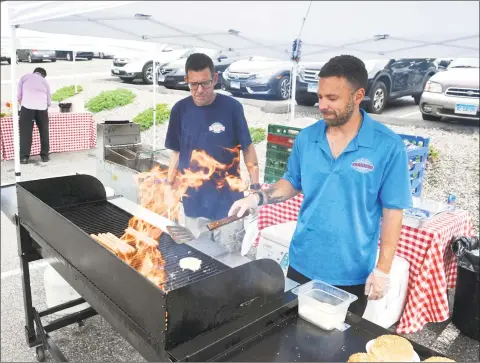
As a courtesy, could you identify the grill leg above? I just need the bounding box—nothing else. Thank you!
[33,308,68,362]
[17,224,37,346]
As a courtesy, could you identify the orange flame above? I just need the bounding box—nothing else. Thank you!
[98,146,247,291]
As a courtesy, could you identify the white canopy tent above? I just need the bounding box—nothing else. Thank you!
[5,0,479,180]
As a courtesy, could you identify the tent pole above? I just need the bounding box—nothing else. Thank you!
[152,44,157,152]
[73,49,77,94]
[289,61,297,123]
[10,25,21,181]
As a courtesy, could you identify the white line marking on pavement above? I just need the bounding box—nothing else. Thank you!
[431,322,461,353]
[398,110,421,119]
[1,260,49,279]
[1,72,109,85]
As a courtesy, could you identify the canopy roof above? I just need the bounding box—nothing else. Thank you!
[6,1,479,61]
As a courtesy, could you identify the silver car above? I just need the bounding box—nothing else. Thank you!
[419,58,479,122]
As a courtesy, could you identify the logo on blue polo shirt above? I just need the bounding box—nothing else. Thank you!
[209,122,225,134]
[351,158,375,173]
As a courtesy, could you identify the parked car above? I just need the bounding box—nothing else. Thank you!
[16,49,56,63]
[1,45,11,64]
[221,57,292,100]
[112,48,189,84]
[419,58,479,122]
[158,48,238,90]
[93,52,114,59]
[55,51,94,61]
[295,58,438,114]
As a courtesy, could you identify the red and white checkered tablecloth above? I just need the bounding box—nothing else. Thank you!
[0,112,96,161]
[255,186,473,334]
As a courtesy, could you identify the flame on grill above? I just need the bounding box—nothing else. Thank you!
[92,146,247,291]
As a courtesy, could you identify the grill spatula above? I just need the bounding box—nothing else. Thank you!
[167,210,251,244]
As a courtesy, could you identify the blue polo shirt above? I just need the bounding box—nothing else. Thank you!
[283,109,412,286]
[165,94,252,220]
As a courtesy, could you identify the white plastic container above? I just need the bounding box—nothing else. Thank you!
[292,280,358,331]
[44,265,90,315]
[256,221,296,275]
[362,254,410,328]
[403,196,454,228]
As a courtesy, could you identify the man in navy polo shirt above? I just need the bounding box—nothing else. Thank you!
[164,53,260,253]
[229,55,412,315]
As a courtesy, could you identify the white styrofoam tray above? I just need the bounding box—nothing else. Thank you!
[402,196,454,229]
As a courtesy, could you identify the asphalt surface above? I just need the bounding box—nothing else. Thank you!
[1,59,479,362]
[1,59,478,133]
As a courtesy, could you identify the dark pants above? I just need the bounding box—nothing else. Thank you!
[19,106,49,159]
[287,266,369,317]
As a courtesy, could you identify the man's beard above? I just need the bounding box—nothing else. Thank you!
[323,97,355,127]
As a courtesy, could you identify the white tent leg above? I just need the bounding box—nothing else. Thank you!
[289,61,298,124]
[10,25,21,181]
[73,50,77,94]
[152,48,157,152]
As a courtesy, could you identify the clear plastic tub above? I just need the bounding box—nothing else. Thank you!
[292,280,358,330]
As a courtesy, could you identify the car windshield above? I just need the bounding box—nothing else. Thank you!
[448,58,479,69]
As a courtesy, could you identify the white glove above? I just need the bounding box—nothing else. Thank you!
[365,268,390,300]
[228,193,260,218]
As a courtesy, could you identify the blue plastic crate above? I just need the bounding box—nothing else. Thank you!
[399,134,430,197]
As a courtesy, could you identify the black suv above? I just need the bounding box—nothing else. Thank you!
[295,59,438,114]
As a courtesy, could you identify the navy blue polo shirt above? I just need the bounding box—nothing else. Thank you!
[165,94,252,220]
[283,109,412,286]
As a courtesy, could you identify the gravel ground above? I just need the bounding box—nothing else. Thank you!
[68,84,479,234]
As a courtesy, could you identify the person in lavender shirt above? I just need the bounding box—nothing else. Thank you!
[18,67,51,164]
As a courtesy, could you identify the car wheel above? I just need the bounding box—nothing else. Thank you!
[87,57,92,60]
[51,59,56,63]
[422,114,442,121]
[28,54,33,63]
[142,62,153,84]
[367,81,388,114]
[276,76,291,100]
[295,95,317,107]
[7,58,11,64]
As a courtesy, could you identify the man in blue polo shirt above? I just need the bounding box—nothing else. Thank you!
[164,53,260,253]
[229,55,412,315]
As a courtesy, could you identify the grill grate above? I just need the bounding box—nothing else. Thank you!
[56,201,229,292]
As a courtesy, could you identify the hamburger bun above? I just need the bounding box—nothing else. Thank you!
[370,334,415,362]
[347,352,378,362]
[423,357,455,362]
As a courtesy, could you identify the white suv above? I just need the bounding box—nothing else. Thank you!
[111,48,189,84]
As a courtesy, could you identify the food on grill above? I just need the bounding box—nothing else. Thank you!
[90,233,135,256]
[347,352,378,362]
[179,257,202,272]
[369,334,415,362]
[423,357,455,362]
[124,227,158,247]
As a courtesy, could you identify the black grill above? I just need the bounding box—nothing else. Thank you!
[56,201,229,292]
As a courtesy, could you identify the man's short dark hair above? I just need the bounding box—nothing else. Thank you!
[319,55,368,91]
[185,53,215,76]
[33,67,47,78]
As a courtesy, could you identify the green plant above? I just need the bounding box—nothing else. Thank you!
[52,85,83,102]
[428,144,440,162]
[132,104,171,131]
[249,127,266,144]
[85,89,136,113]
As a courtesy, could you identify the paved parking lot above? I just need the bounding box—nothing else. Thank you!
[2,59,478,132]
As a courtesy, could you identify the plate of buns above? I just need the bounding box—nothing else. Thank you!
[346,334,455,362]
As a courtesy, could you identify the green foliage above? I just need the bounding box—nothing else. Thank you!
[132,104,171,131]
[428,144,440,162]
[249,127,266,144]
[85,89,136,113]
[52,85,83,102]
